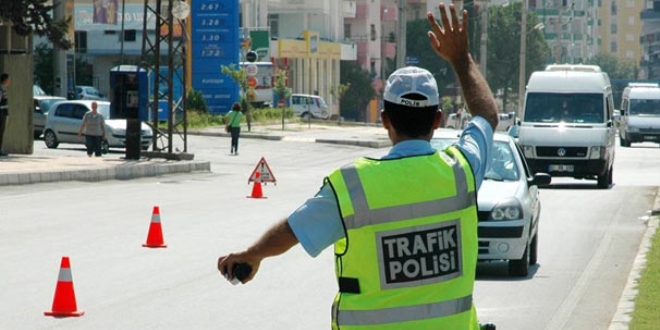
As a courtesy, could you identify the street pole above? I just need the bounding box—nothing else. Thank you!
[53,0,68,98]
[396,0,406,68]
[517,0,527,119]
[479,0,488,79]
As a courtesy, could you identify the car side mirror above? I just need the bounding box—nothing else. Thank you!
[529,173,551,187]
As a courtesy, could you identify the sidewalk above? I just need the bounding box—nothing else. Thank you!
[0,122,389,186]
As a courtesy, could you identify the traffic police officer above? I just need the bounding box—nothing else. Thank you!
[218,3,499,329]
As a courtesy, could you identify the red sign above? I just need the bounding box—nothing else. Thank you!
[248,157,277,184]
[247,76,258,89]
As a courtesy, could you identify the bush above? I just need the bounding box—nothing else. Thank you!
[187,89,208,113]
[248,107,294,122]
[187,111,224,128]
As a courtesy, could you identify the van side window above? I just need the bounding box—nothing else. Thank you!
[55,103,74,118]
[292,96,301,105]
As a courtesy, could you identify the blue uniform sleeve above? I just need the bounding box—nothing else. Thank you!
[455,116,493,190]
[287,184,344,257]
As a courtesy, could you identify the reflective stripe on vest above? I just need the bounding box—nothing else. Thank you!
[328,148,479,329]
[337,294,473,326]
[339,158,475,230]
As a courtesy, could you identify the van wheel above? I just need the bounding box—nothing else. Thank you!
[597,165,612,189]
[301,112,311,121]
[43,130,59,149]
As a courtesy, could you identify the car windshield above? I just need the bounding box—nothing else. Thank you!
[629,99,660,116]
[524,93,604,124]
[430,138,520,181]
[317,97,328,108]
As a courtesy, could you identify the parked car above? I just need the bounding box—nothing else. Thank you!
[33,96,66,138]
[74,85,108,101]
[444,111,471,129]
[430,129,551,276]
[43,100,153,152]
[290,94,329,120]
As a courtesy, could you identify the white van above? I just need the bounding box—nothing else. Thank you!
[518,64,616,189]
[290,94,329,120]
[619,82,660,147]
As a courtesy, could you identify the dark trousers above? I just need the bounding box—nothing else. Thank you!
[0,111,7,151]
[230,126,241,153]
[85,135,103,156]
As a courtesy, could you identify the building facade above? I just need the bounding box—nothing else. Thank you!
[599,0,644,67]
[641,1,660,78]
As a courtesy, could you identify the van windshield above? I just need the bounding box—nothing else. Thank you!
[524,93,604,124]
[629,99,660,116]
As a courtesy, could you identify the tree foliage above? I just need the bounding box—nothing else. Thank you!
[273,70,292,129]
[339,61,374,121]
[487,2,550,111]
[34,43,92,94]
[0,0,71,49]
[587,52,639,80]
[405,19,453,96]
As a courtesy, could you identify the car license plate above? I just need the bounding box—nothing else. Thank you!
[549,164,574,172]
[644,136,658,140]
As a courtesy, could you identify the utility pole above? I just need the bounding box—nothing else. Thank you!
[555,0,563,63]
[396,0,406,69]
[517,0,527,119]
[53,0,68,98]
[479,0,488,79]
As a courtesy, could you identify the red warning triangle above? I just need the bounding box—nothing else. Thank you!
[249,157,277,184]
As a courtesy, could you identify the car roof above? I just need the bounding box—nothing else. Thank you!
[34,95,66,100]
[53,100,110,107]
[432,128,513,143]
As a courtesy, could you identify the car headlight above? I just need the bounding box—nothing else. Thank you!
[490,198,523,221]
[589,146,604,159]
[521,145,534,158]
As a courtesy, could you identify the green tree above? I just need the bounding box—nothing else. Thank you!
[339,61,375,121]
[221,64,253,131]
[273,70,292,130]
[405,19,453,96]
[0,0,71,49]
[34,43,93,95]
[587,52,640,80]
[487,3,550,111]
[330,83,351,124]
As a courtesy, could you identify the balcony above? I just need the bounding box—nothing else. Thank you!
[343,0,356,18]
[641,9,660,21]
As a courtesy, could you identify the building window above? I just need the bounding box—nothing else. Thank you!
[268,14,279,38]
[370,24,377,41]
[611,41,617,52]
[626,0,634,8]
[626,50,634,58]
[626,34,635,42]
[344,24,351,39]
[370,60,376,76]
[611,0,617,14]
[75,31,87,53]
[611,23,617,34]
[628,16,635,25]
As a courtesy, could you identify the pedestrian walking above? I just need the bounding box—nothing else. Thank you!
[226,102,243,155]
[77,101,107,157]
[218,3,499,329]
[0,73,10,156]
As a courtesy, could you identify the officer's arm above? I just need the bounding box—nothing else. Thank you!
[218,218,298,283]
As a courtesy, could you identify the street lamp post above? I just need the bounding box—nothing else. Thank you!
[517,0,528,119]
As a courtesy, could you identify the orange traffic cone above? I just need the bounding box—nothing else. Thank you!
[44,256,84,317]
[248,172,267,199]
[142,206,167,248]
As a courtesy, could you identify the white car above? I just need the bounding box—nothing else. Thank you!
[43,100,153,152]
[431,129,551,276]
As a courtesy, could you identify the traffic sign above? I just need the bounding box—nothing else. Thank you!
[249,157,277,184]
[245,50,258,62]
[245,64,258,76]
[247,76,258,89]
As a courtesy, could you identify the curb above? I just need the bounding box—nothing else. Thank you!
[188,131,390,148]
[0,160,211,186]
[608,190,660,329]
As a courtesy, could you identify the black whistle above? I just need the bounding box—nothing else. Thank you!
[233,263,252,281]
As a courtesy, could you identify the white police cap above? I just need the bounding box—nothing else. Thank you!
[383,66,440,108]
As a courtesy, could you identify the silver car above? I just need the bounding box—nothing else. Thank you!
[43,100,153,152]
[33,96,66,139]
[431,129,551,276]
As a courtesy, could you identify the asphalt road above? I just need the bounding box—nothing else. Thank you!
[1,136,658,329]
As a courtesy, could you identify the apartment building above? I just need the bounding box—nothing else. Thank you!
[641,1,660,78]
[599,0,644,66]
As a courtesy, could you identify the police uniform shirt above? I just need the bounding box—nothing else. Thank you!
[288,116,494,257]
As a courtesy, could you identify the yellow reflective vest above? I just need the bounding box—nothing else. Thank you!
[326,146,480,330]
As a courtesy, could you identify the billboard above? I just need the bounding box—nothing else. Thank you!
[191,0,240,114]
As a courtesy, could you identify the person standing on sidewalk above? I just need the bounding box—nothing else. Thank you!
[77,101,107,157]
[226,102,243,155]
[218,3,499,329]
[0,73,10,156]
